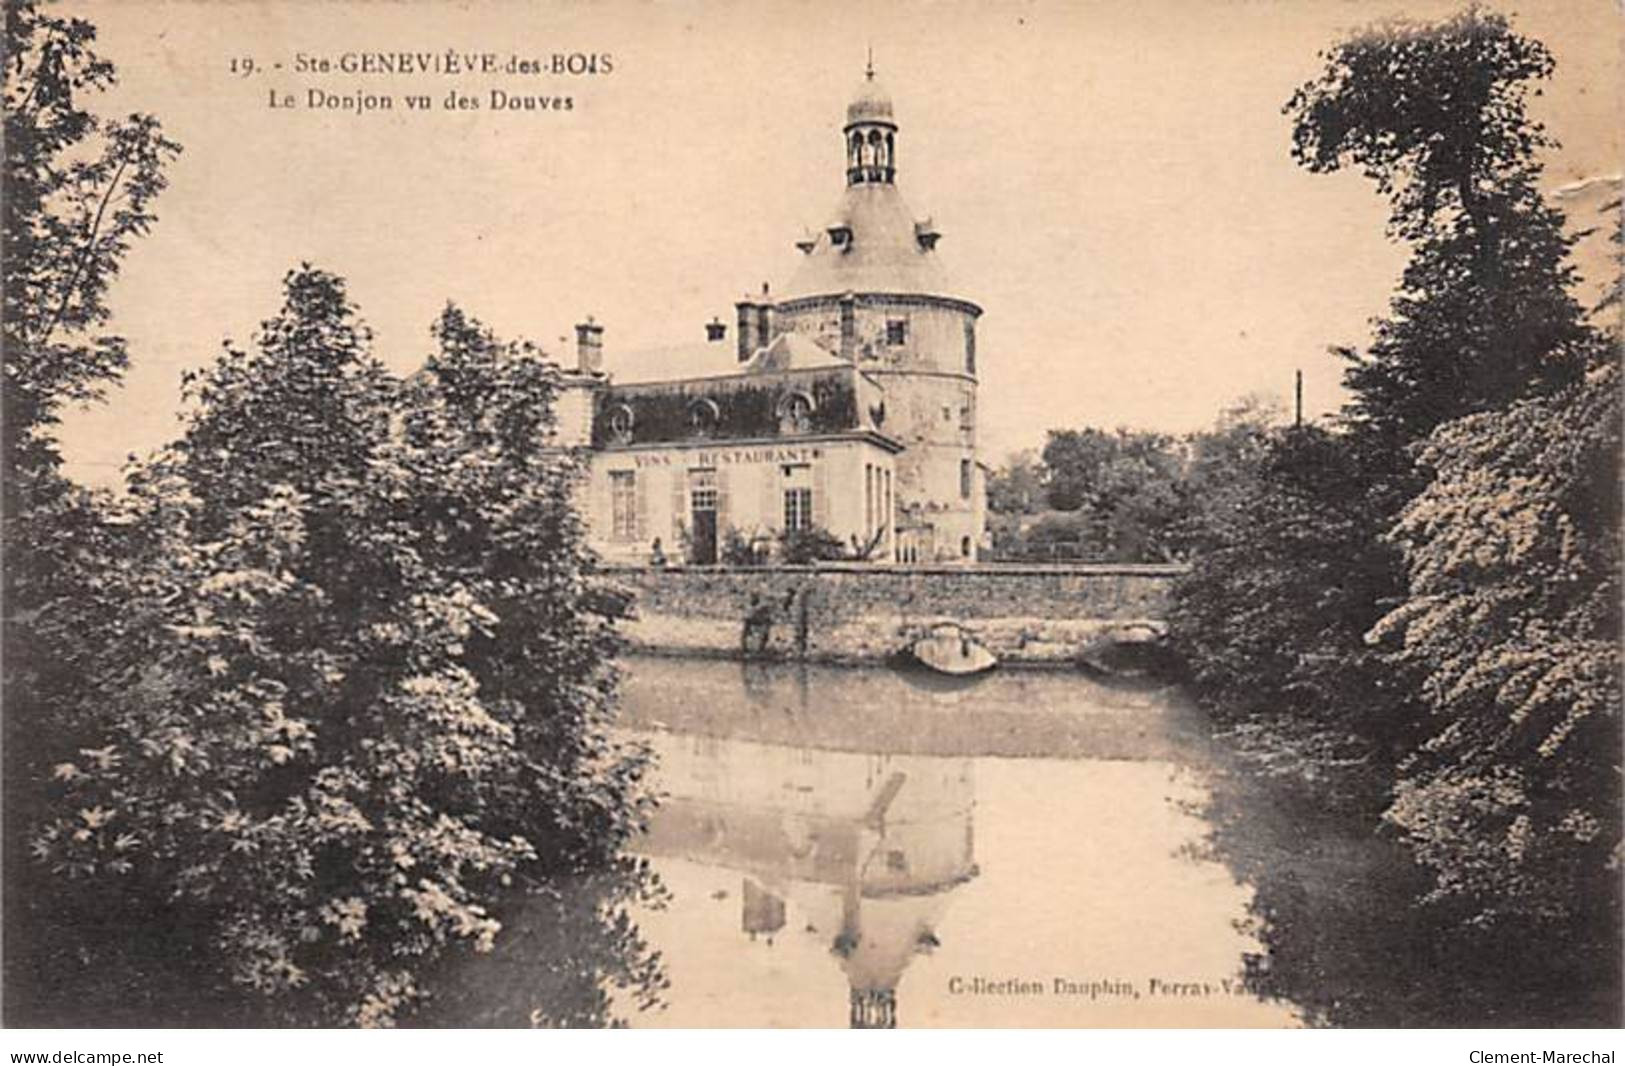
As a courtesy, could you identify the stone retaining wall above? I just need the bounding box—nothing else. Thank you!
[599,562,1186,665]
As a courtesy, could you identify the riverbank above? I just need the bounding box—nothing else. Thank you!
[601,562,1187,665]
[1194,718,1624,1028]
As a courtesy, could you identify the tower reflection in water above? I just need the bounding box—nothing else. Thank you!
[633,664,978,1029]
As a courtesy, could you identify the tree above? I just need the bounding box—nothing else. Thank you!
[1371,359,1620,931]
[2,3,182,1021]
[985,450,1043,515]
[1037,428,1191,561]
[1170,424,1418,789]
[1039,428,1116,513]
[2,0,180,489]
[23,274,660,1025]
[1176,5,1601,757]
[1287,6,1590,462]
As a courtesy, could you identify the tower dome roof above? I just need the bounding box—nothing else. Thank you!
[783,183,954,300]
[846,73,894,126]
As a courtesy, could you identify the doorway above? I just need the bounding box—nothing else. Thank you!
[689,468,718,565]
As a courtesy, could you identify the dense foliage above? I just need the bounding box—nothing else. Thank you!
[4,5,660,1025]
[2,0,180,490]
[987,398,1280,564]
[1372,362,1620,927]
[13,273,662,1025]
[3,0,184,1020]
[1168,5,1620,1006]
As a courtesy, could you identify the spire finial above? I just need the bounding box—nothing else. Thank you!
[866,46,874,80]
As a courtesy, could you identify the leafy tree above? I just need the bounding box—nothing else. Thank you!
[1170,7,1619,1008]
[1176,7,1601,760]
[985,449,1043,515]
[1287,5,1590,464]
[1170,425,1418,782]
[2,0,180,491]
[1371,360,1620,929]
[23,274,659,1025]
[1037,428,1191,561]
[2,2,182,1020]
[1039,428,1117,513]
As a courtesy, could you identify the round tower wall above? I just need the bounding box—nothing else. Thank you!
[777,294,982,561]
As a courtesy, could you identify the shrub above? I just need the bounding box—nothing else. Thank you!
[777,526,846,564]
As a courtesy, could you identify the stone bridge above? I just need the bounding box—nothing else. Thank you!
[600,562,1188,666]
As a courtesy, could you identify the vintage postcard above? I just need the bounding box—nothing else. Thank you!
[3,0,1620,1037]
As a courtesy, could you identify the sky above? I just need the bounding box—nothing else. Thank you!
[50,0,1623,485]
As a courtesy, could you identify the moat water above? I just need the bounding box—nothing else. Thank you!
[427,655,1309,1028]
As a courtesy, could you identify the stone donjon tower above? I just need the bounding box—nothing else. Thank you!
[741,64,984,563]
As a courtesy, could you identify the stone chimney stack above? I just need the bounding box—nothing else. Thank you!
[839,292,857,362]
[758,282,775,350]
[574,317,604,374]
[705,317,727,343]
[735,299,758,362]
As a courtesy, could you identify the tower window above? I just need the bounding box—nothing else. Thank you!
[960,459,973,499]
[965,320,976,375]
[886,319,908,346]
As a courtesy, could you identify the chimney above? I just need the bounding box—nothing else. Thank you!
[735,300,758,362]
[839,292,856,362]
[758,282,775,349]
[705,316,727,343]
[574,317,604,373]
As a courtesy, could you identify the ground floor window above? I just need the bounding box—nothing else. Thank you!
[781,463,813,532]
[610,470,637,540]
[784,487,812,531]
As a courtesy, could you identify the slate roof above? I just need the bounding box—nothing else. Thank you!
[604,341,737,385]
[741,332,847,373]
[782,182,959,302]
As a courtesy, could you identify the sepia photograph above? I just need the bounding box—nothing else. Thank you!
[2,0,1621,1039]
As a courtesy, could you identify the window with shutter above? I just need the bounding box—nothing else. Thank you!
[812,460,829,529]
[634,471,649,541]
[610,471,637,541]
[670,468,685,542]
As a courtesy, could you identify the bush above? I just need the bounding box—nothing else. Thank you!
[777,526,846,564]
[720,526,768,567]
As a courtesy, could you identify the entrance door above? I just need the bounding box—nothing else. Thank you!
[689,468,718,565]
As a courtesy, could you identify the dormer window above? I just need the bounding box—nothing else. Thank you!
[687,397,720,438]
[777,391,815,435]
[608,403,635,444]
[886,319,908,346]
[914,219,940,251]
[828,223,853,249]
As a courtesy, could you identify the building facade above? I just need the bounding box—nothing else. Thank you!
[564,67,986,565]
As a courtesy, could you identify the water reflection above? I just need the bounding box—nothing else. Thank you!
[619,657,1301,1028]
[639,731,976,1027]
